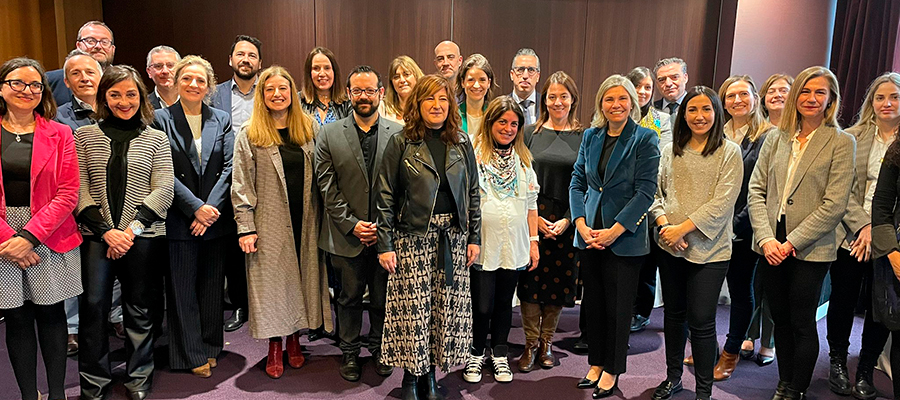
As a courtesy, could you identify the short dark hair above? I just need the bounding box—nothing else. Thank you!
[346,65,382,89]
[93,65,155,127]
[230,35,262,59]
[0,57,56,119]
[672,86,725,157]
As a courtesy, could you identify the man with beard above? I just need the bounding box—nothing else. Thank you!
[315,65,401,382]
[212,35,261,332]
[509,48,541,126]
[48,21,116,106]
[145,46,182,109]
[434,40,463,80]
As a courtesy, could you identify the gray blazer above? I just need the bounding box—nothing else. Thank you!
[748,125,856,262]
[315,115,402,257]
[837,124,875,247]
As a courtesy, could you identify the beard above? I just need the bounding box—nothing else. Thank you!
[353,100,378,118]
[233,62,258,81]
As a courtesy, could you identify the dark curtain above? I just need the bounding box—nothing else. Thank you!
[830,0,900,127]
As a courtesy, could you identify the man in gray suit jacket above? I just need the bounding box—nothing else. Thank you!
[316,65,401,382]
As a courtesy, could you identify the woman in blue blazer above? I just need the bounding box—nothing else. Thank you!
[569,74,660,399]
[152,55,235,378]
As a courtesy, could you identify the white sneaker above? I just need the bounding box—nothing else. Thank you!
[492,355,513,383]
[463,354,484,383]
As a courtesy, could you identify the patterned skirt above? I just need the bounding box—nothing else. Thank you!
[517,196,579,307]
[380,213,472,375]
[0,206,82,309]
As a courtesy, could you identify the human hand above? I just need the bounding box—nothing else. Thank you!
[194,205,220,226]
[379,251,397,274]
[239,234,258,253]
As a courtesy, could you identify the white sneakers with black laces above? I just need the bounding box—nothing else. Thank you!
[464,353,514,383]
[491,355,513,383]
[463,354,485,383]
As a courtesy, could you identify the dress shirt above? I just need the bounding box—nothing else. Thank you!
[353,117,379,181]
[779,128,819,218]
[865,128,894,214]
[155,87,177,108]
[230,77,257,129]
[512,90,538,126]
[724,120,749,145]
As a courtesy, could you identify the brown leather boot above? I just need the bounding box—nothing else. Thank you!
[538,338,555,368]
[713,350,739,381]
[517,340,539,372]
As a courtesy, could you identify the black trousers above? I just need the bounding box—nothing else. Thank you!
[223,234,246,310]
[634,233,661,318]
[5,301,67,400]
[747,264,776,348]
[167,236,227,369]
[470,268,520,357]
[582,248,643,374]
[826,248,890,364]
[723,238,759,354]
[331,248,388,355]
[658,252,728,398]
[79,238,166,397]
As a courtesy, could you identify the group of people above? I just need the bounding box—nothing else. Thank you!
[2,19,900,400]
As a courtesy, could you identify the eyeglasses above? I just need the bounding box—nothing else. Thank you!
[149,62,175,72]
[512,66,539,76]
[434,54,458,63]
[2,79,44,94]
[77,37,113,49]
[350,88,379,97]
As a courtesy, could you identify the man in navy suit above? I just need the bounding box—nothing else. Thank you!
[509,48,542,126]
[146,46,181,109]
[47,21,116,106]
[652,57,690,126]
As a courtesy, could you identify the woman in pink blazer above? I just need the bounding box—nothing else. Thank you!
[0,57,82,400]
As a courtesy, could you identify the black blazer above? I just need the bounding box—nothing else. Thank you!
[733,129,769,239]
[152,101,235,241]
[55,98,95,131]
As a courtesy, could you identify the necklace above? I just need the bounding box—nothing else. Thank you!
[3,122,33,143]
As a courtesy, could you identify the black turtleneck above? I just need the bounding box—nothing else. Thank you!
[640,103,651,120]
[495,141,513,150]
[424,128,456,215]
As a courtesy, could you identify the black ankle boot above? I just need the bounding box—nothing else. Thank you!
[852,362,877,400]
[783,387,806,400]
[418,366,444,400]
[402,370,420,400]
[829,353,852,395]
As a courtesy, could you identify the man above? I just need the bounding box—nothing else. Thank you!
[146,46,182,109]
[211,35,261,332]
[652,57,690,126]
[315,65,401,382]
[56,50,102,130]
[434,40,463,80]
[48,21,116,106]
[509,48,541,126]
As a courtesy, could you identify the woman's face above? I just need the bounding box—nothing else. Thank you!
[723,80,755,119]
[392,67,417,99]
[420,88,450,129]
[264,75,292,113]
[105,78,141,120]
[797,76,831,120]
[177,64,209,104]
[1,66,43,114]
[600,85,631,125]
[873,82,900,124]
[310,53,334,92]
[635,76,654,107]
[764,78,790,113]
[463,67,489,102]
[545,83,572,123]
[490,110,520,147]
[684,94,715,136]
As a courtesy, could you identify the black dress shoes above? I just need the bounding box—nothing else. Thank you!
[770,380,790,400]
[756,352,775,366]
[576,376,599,389]
[573,336,589,354]
[630,314,650,332]
[224,308,247,332]
[853,366,877,400]
[127,389,150,400]
[373,352,394,377]
[651,379,683,400]
[829,354,852,395]
[339,353,361,382]
[592,376,619,399]
[418,366,443,400]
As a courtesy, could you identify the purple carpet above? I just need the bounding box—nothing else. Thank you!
[0,305,893,399]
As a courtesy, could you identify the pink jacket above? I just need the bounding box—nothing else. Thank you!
[0,114,82,252]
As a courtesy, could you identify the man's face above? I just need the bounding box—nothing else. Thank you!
[434,42,462,79]
[64,55,101,100]
[656,63,689,103]
[75,25,115,66]
[229,41,261,81]
[510,55,540,97]
[146,52,178,89]
[348,72,383,118]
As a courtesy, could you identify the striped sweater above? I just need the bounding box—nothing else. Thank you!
[74,123,174,237]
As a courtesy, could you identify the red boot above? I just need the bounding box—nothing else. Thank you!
[286,332,305,369]
[266,338,284,379]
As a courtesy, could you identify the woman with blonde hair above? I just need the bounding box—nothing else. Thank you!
[381,55,423,124]
[759,73,794,126]
[231,65,332,379]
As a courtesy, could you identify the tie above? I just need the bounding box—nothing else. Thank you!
[520,99,533,125]
[666,102,678,115]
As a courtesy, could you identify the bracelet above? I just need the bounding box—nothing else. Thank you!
[656,223,672,233]
[529,235,540,242]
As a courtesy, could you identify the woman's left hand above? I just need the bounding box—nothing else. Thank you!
[589,228,620,250]
[850,224,872,262]
[551,218,570,237]
[528,241,540,271]
[0,236,35,263]
[466,244,480,267]
[659,224,687,248]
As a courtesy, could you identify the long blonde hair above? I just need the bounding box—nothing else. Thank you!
[475,96,533,167]
[384,55,424,118]
[851,72,900,130]
[779,66,841,134]
[246,66,315,147]
[718,75,770,143]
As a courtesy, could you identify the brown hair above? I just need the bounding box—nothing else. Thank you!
[534,71,581,130]
[174,55,218,104]
[384,55,424,117]
[672,86,726,157]
[0,57,57,119]
[402,74,462,145]
[246,66,316,148]
[779,66,841,134]
[456,54,497,104]
[93,65,155,127]
[717,75,770,143]
[758,73,794,118]
[300,47,348,105]
[475,96,532,166]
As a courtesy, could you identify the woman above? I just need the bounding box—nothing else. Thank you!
[375,74,480,400]
[463,96,539,384]
[151,55,234,378]
[649,86,742,400]
[232,65,332,379]
[743,73,793,365]
[748,66,855,400]
[456,54,496,139]
[75,65,174,400]
[570,75,660,399]
[300,47,350,127]
[381,55,423,124]
[712,75,771,381]
[517,71,583,372]
[0,57,82,400]
[833,72,900,399]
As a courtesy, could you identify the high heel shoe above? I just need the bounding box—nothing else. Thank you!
[265,339,284,379]
[756,352,775,366]
[577,375,600,389]
[592,375,619,399]
[285,332,305,368]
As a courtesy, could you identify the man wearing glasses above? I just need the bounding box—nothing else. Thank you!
[47,21,116,106]
[315,65,401,382]
[434,40,463,80]
[509,48,541,126]
[146,46,182,109]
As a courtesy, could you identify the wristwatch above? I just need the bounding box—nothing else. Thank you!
[656,223,672,234]
[129,220,145,236]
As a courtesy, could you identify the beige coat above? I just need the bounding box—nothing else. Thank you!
[231,128,332,339]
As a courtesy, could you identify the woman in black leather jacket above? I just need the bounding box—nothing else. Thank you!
[375,74,481,400]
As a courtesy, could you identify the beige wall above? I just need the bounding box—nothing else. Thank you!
[0,0,102,71]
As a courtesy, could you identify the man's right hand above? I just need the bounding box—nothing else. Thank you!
[353,220,377,246]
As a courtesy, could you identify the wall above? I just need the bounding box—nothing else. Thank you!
[0,0,102,71]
